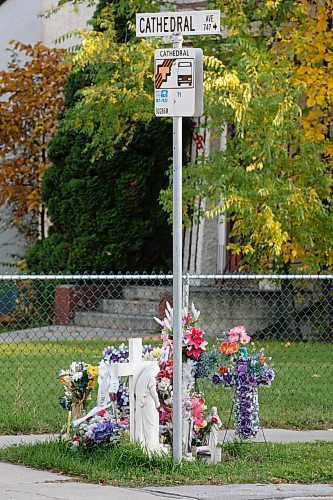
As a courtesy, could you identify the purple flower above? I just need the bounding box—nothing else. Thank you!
[92,422,114,443]
[248,375,257,386]
[212,373,221,386]
[222,372,234,386]
[238,384,250,394]
[237,363,247,375]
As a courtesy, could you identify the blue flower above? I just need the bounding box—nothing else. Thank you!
[211,373,221,385]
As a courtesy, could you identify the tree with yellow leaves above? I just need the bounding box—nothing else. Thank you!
[41,0,332,272]
[0,41,68,239]
[161,0,332,272]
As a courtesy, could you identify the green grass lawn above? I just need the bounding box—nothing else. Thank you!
[0,440,332,486]
[0,340,332,434]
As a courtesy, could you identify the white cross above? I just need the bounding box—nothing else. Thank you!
[113,338,157,442]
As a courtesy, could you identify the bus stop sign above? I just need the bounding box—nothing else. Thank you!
[154,48,203,117]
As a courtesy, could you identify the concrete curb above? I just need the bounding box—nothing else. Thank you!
[1,428,332,449]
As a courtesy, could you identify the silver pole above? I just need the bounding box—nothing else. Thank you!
[172,33,183,463]
[184,271,190,311]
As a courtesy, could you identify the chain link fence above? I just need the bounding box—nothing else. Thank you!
[0,273,332,434]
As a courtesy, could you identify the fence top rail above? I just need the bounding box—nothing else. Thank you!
[187,274,333,280]
[0,274,331,280]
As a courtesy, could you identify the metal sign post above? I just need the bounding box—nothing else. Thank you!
[136,9,220,463]
[171,33,183,464]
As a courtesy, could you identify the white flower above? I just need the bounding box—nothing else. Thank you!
[191,302,200,321]
[157,377,172,394]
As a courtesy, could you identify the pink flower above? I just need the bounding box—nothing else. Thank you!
[239,334,251,345]
[228,332,239,342]
[229,325,246,336]
[183,312,192,324]
[161,332,173,356]
[185,327,205,349]
[159,409,171,425]
[190,395,206,429]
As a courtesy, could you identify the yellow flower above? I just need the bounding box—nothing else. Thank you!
[87,364,99,380]
[153,348,161,359]
[87,365,99,390]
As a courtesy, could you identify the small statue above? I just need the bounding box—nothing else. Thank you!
[182,400,194,459]
[206,406,222,463]
[134,362,161,453]
[207,406,222,447]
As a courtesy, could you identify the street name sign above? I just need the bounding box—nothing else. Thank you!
[154,48,203,117]
[136,10,220,37]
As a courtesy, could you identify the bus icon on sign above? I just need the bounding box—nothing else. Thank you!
[177,61,193,87]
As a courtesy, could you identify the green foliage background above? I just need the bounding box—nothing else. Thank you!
[27,0,172,273]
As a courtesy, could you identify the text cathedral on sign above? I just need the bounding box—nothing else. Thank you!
[136,10,220,37]
[139,15,195,35]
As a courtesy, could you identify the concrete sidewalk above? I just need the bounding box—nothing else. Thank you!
[0,430,332,500]
[0,462,332,500]
[1,428,333,449]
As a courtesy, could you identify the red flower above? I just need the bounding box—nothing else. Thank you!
[157,369,167,380]
[187,345,205,359]
[219,366,228,375]
[98,409,107,416]
[157,360,173,380]
[185,327,205,348]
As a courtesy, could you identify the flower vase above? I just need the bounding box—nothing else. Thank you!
[71,401,85,421]
[234,384,260,440]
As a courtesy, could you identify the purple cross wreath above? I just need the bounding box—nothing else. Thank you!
[211,326,275,440]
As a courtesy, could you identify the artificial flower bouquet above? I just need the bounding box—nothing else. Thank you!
[211,326,275,439]
[154,301,207,361]
[57,361,99,419]
[70,408,129,451]
[154,302,215,446]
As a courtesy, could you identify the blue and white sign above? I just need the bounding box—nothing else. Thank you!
[156,89,169,104]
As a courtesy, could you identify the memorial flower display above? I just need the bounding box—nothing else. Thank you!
[154,301,208,362]
[154,303,213,447]
[70,408,129,450]
[154,302,216,389]
[57,361,99,419]
[189,393,207,431]
[211,326,275,439]
[102,343,129,363]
